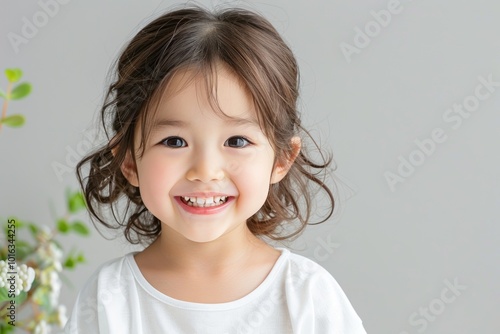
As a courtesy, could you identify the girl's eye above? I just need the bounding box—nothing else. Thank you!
[224,136,251,148]
[162,137,187,148]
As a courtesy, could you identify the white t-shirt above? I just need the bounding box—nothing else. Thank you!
[65,248,366,333]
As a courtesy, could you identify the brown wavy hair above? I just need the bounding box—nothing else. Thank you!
[76,5,335,245]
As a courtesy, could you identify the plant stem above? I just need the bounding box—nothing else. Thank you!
[0,81,12,132]
[0,301,8,313]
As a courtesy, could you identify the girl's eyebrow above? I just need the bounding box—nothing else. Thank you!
[151,117,259,130]
[152,119,187,130]
[225,117,259,128]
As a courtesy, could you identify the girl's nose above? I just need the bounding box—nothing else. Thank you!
[185,149,225,183]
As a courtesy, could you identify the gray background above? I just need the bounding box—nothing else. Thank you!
[1,0,499,333]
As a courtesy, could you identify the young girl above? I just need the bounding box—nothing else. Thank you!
[66,5,367,334]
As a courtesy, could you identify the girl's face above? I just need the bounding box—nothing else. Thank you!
[122,66,291,243]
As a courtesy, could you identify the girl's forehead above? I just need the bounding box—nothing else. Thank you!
[153,66,257,121]
[162,65,247,99]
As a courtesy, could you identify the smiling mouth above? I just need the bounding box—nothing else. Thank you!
[179,196,229,207]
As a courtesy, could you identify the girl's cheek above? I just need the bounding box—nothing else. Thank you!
[225,160,244,175]
[224,149,259,176]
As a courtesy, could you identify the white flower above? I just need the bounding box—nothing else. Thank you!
[34,319,49,334]
[18,263,36,291]
[49,271,61,306]
[40,269,62,306]
[37,241,64,271]
[0,261,36,294]
[48,243,63,261]
[55,305,68,328]
[53,260,63,272]
[0,260,7,288]
[40,269,49,285]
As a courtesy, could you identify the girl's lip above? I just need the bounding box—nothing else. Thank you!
[174,196,234,215]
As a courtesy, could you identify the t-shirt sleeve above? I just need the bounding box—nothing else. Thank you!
[63,256,133,334]
[64,267,103,333]
[285,257,367,334]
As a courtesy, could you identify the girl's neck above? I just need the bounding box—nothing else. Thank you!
[133,222,282,303]
[143,223,271,275]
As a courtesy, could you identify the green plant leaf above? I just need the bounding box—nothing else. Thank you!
[5,68,22,83]
[76,252,86,263]
[0,290,26,310]
[0,323,16,334]
[28,223,39,238]
[3,217,24,239]
[56,219,70,234]
[67,191,86,213]
[32,286,50,308]
[0,114,25,127]
[10,82,31,100]
[13,291,27,305]
[64,256,76,269]
[0,88,6,99]
[15,240,31,248]
[14,241,33,261]
[0,287,9,302]
[71,221,90,236]
[9,217,25,229]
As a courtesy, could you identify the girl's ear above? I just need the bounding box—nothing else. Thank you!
[120,150,139,187]
[270,137,301,184]
[111,142,139,187]
[109,136,139,187]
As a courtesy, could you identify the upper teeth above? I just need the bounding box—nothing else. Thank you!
[182,196,228,207]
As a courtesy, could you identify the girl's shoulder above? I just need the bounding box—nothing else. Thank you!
[277,248,367,333]
[64,254,136,333]
[80,253,134,283]
[71,253,136,304]
[277,247,337,283]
